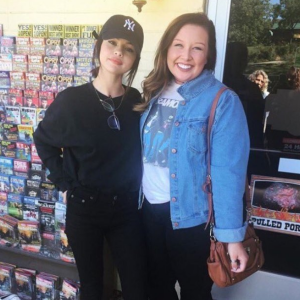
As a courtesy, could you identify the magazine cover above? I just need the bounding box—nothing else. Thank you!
[38,199,55,233]
[64,25,80,39]
[25,72,41,91]
[48,24,64,39]
[40,181,58,202]
[31,143,42,163]
[2,123,19,141]
[10,71,26,90]
[45,38,62,56]
[36,108,47,123]
[25,179,41,198]
[28,54,43,73]
[41,74,57,93]
[62,38,78,57]
[57,75,73,93]
[16,37,30,55]
[40,231,60,259]
[14,158,30,174]
[60,278,80,299]
[1,140,17,158]
[0,54,13,73]
[28,168,46,181]
[18,220,41,252]
[17,24,33,37]
[36,273,59,300]
[80,25,99,38]
[0,36,16,54]
[32,24,48,38]
[12,54,28,72]
[16,141,31,161]
[15,268,35,300]
[9,175,26,195]
[43,56,59,75]
[17,124,33,142]
[23,196,39,221]
[73,75,90,87]
[29,37,45,55]
[0,197,8,216]
[0,173,10,193]
[5,106,21,124]
[76,57,92,76]
[0,264,14,296]
[7,193,24,220]
[23,89,39,106]
[0,71,11,88]
[59,56,76,75]
[21,106,37,126]
[250,175,300,236]
[55,202,66,229]
[60,227,75,264]
[0,88,9,107]
[0,157,14,175]
[0,215,18,247]
[78,38,94,57]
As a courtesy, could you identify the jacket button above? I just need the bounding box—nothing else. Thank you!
[171,148,177,153]
[90,196,94,200]
[171,173,176,178]
[71,195,74,198]
[181,101,186,106]
[174,121,180,127]
[171,197,177,202]
[82,199,85,203]
[174,222,179,227]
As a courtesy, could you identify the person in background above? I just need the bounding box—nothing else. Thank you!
[249,69,270,99]
[33,15,147,300]
[136,12,250,300]
[287,66,300,91]
[223,42,265,148]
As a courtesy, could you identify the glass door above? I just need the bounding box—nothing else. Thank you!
[210,0,300,278]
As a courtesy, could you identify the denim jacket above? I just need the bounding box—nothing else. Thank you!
[140,70,250,242]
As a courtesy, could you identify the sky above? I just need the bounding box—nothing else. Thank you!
[270,0,280,4]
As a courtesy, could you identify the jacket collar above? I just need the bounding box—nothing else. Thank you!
[177,69,215,100]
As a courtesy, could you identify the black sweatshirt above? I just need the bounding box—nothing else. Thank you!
[33,82,142,193]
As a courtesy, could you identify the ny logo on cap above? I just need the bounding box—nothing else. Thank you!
[124,19,136,32]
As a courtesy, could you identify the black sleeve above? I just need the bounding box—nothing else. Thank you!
[33,92,73,192]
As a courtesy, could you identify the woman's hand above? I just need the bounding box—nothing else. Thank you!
[227,242,249,273]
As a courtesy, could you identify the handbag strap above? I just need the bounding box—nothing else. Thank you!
[202,87,251,231]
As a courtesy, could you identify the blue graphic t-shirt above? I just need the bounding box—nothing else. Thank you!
[142,81,184,203]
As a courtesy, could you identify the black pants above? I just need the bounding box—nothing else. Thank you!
[65,187,148,300]
[142,199,213,300]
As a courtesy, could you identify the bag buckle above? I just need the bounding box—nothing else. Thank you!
[210,223,217,241]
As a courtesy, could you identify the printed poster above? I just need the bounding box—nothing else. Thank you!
[250,175,300,236]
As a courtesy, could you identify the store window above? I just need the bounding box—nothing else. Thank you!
[223,0,300,278]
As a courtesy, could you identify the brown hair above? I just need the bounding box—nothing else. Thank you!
[135,12,216,112]
[287,66,300,90]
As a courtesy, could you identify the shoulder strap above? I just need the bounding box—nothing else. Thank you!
[203,87,251,230]
[202,87,228,229]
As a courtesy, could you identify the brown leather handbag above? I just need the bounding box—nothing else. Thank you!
[203,87,265,288]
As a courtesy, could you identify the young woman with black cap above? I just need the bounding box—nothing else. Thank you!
[33,15,147,300]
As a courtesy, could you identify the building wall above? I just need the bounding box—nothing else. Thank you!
[0,0,205,90]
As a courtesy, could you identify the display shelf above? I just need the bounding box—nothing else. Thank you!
[0,240,115,299]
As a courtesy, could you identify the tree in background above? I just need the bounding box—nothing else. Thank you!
[273,0,300,31]
[228,0,273,46]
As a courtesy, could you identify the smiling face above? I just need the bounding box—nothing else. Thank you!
[167,24,209,84]
[99,38,137,77]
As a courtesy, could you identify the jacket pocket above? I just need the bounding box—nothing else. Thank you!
[187,120,208,154]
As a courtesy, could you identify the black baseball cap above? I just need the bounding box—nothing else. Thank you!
[98,15,144,57]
